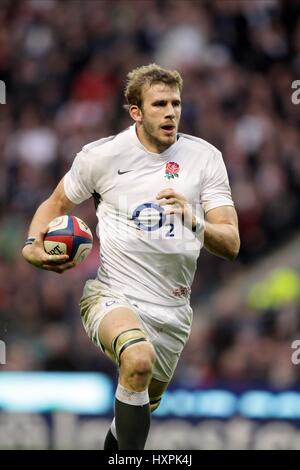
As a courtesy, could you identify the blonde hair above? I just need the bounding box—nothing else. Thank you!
[124,63,183,110]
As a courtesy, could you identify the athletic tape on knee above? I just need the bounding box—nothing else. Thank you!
[112,328,148,364]
[116,383,149,406]
[150,396,162,412]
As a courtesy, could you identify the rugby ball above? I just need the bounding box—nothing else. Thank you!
[44,215,93,264]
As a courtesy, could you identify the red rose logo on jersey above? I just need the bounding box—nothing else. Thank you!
[165,161,180,180]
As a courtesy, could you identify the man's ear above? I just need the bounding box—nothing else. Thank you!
[129,105,143,123]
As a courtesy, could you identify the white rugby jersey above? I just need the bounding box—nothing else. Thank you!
[64,124,234,306]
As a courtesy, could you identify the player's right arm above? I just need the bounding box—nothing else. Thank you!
[22,177,77,273]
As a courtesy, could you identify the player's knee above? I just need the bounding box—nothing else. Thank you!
[122,342,156,378]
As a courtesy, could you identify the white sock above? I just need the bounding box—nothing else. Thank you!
[115,383,149,406]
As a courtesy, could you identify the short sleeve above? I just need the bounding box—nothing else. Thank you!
[64,149,94,204]
[201,149,234,213]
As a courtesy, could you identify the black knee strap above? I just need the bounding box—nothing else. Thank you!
[150,396,162,412]
[111,328,148,364]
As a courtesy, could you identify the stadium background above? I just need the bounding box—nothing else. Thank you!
[1,0,300,449]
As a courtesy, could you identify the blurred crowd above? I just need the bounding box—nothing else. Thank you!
[179,269,300,389]
[1,0,300,387]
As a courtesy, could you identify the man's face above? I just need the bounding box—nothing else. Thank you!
[137,83,181,153]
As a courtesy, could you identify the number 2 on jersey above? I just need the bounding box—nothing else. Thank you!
[165,223,174,237]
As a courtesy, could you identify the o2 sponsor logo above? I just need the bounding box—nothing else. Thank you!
[131,202,174,237]
[132,203,165,231]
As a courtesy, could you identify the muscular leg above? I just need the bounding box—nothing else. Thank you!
[100,307,156,450]
[104,360,170,450]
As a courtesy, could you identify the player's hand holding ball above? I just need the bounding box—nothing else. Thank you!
[22,215,93,274]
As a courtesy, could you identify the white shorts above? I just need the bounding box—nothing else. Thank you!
[79,279,193,382]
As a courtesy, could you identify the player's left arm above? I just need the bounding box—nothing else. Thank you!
[156,189,240,261]
[203,205,240,261]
